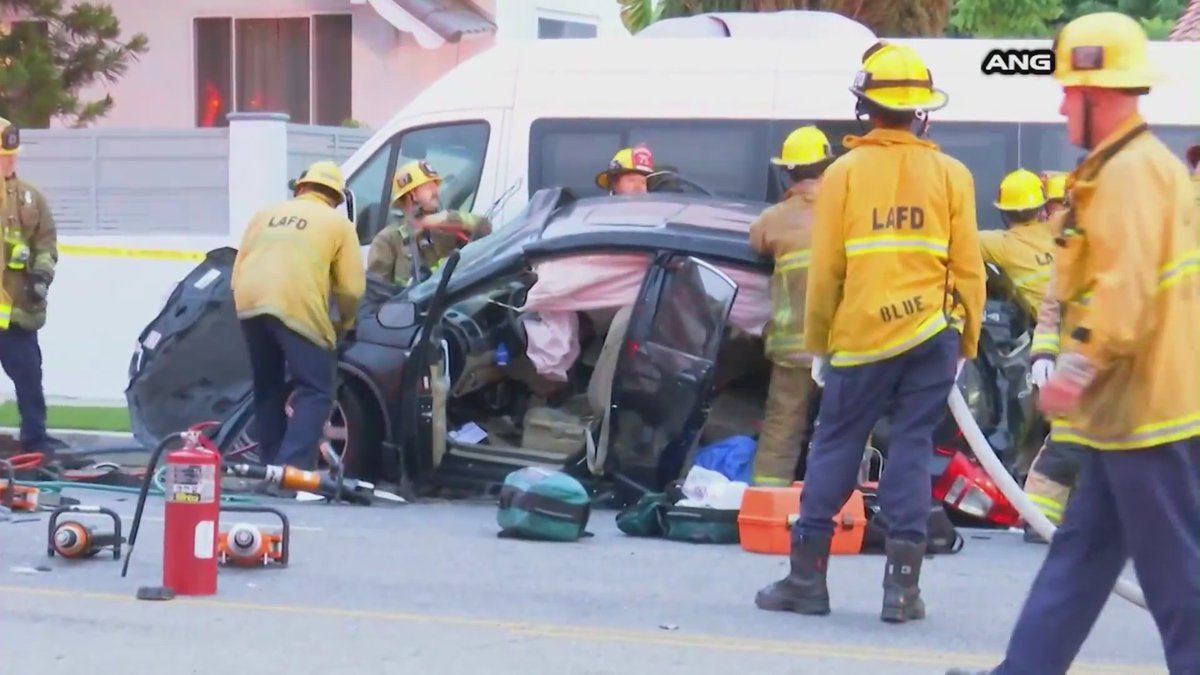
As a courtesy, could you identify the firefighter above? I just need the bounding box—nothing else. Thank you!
[596,145,655,195]
[755,42,986,622]
[1040,171,1069,217]
[232,160,365,473]
[747,126,835,485]
[949,12,1200,675]
[367,159,492,287]
[0,117,67,454]
[979,169,1055,320]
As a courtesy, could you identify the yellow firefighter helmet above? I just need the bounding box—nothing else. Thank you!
[295,161,345,203]
[1052,12,1162,90]
[771,126,833,168]
[392,160,442,203]
[995,169,1047,212]
[850,42,949,113]
[596,145,655,191]
[0,117,20,156]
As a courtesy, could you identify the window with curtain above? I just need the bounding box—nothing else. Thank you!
[193,15,352,128]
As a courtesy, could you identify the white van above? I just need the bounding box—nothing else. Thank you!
[339,33,1200,247]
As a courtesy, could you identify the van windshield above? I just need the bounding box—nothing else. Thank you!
[405,202,541,302]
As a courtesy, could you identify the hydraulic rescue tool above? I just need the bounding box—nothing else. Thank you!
[0,457,38,511]
[221,461,402,505]
[47,505,124,560]
[217,505,290,567]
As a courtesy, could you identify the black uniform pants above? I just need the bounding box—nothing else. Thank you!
[996,440,1200,675]
[0,326,48,447]
[240,316,336,470]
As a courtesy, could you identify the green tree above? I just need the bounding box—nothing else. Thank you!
[949,0,1065,37]
[619,0,954,37]
[0,0,149,128]
[1059,0,1186,38]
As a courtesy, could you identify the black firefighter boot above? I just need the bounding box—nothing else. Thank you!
[754,531,832,615]
[880,538,927,623]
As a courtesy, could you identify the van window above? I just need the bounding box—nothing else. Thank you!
[529,118,770,201]
[931,123,1019,231]
[346,141,396,245]
[348,121,491,245]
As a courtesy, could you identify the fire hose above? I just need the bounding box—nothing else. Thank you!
[947,387,1148,610]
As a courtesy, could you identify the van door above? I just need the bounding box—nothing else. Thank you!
[342,110,507,256]
[596,254,739,492]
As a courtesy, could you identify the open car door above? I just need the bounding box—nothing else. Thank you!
[590,254,738,494]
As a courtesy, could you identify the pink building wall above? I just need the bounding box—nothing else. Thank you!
[69,0,496,130]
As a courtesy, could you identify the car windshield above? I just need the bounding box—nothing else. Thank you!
[405,202,542,302]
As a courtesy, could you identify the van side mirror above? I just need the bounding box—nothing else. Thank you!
[343,188,356,223]
[378,299,417,329]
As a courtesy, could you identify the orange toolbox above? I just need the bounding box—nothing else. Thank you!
[738,481,874,555]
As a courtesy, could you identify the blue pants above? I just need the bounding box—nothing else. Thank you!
[796,328,958,542]
[996,440,1200,675]
[0,326,48,448]
[241,316,336,470]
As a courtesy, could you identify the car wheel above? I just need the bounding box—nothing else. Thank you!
[283,382,382,479]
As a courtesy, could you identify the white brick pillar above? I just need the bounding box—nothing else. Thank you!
[227,112,290,245]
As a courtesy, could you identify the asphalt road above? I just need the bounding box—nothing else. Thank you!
[0,491,1165,675]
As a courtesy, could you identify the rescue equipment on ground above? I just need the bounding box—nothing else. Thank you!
[0,457,39,511]
[932,447,1020,528]
[738,482,869,555]
[122,428,222,598]
[217,505,290,568]
[496,466,592,542]
[47,505,124,560]
[614,471,744,545]
[994,169,1048,212]
[948,388,1148,610]
[222,460,403,505]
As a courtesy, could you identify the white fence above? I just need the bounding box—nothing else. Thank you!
[18,123,372,236]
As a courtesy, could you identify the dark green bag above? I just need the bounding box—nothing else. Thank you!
[497,467,592,542]
[615,493,672,537]
[661,505,741,545]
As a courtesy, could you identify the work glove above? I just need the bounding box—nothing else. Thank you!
[25,271,49,303]
[811,356,827,388]
[1038,352,1095,417]
[1030,357,1056,388]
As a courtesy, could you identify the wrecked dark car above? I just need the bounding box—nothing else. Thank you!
[126,188,1033,516]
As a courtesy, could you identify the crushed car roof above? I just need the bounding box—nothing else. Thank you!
[540,193,768,239]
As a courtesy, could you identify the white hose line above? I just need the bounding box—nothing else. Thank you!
[947,387,1148,610]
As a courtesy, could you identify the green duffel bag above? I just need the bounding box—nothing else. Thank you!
[661,505,741,545]
[496,467,593,542]
[615,492,672,537]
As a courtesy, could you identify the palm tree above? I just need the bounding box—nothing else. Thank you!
[619,0,953,36]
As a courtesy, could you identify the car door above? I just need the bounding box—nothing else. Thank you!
[599,253,739,492]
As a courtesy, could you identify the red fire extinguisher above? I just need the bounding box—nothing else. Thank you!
[161,430,221,595]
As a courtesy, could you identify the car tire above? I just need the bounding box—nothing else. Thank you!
[336,380,383,480]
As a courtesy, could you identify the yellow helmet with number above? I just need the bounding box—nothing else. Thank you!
[0,117,20,156]
[1052,12,1162,90]
[995,169,1047,212]
[392,160,442,202]
[596,145,655,190]
[295,160,345,202]
[771,126,833,168]
[1040,171,1068,202]
[850,42,948,113]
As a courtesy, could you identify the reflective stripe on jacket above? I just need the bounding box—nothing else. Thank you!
[1030,213,1066,359]
[748,183,817,363]
[804,129,987,366]
[1049,115,1200,451]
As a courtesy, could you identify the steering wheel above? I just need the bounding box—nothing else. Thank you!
[647,170,715,196]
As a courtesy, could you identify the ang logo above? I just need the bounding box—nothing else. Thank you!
[980,48,1056,76]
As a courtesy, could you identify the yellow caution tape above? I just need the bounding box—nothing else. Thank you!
[58,244,207,262]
